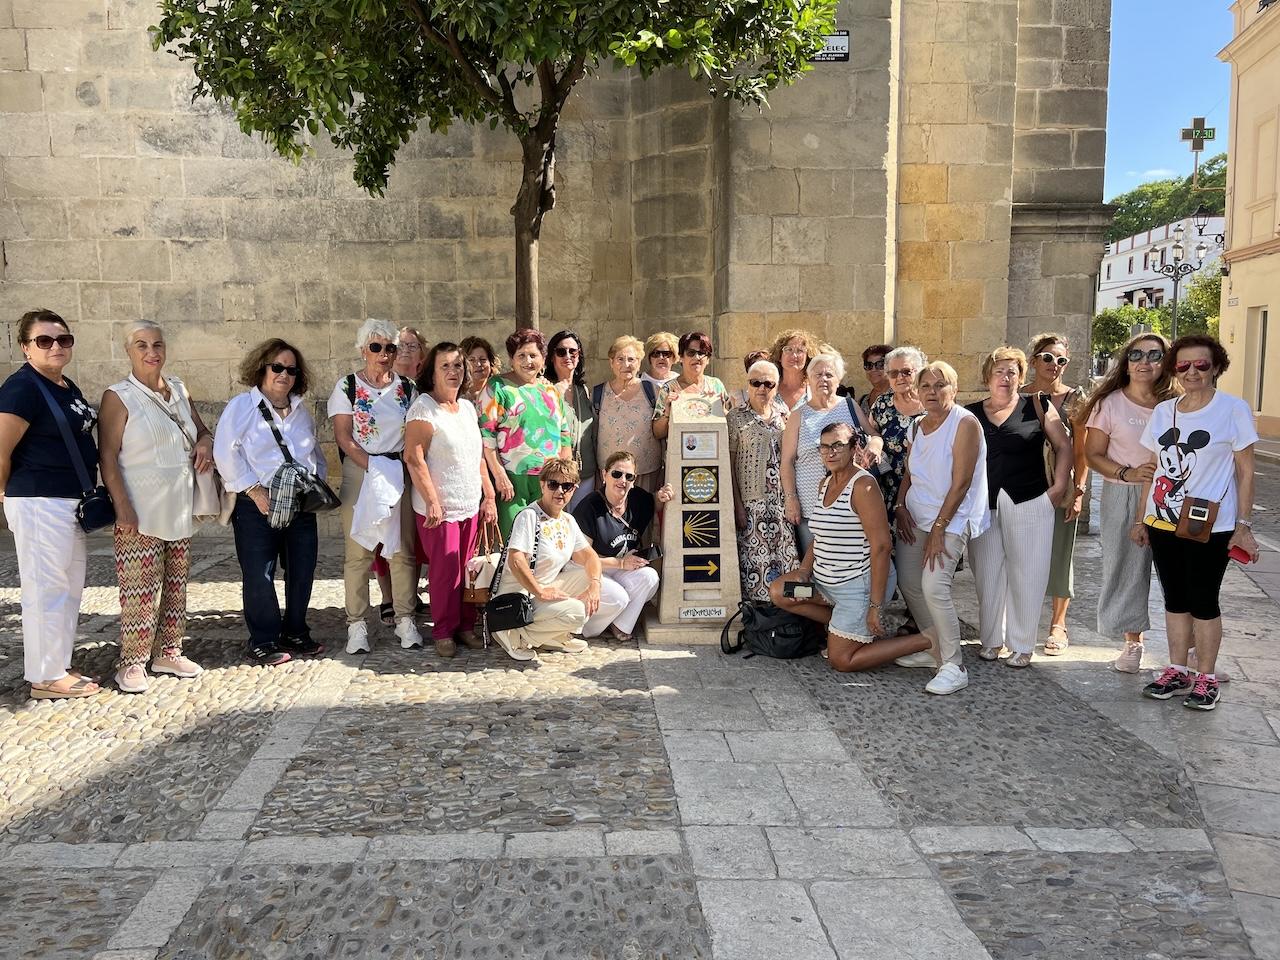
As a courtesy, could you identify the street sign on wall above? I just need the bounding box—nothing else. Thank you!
[811,31,850,62]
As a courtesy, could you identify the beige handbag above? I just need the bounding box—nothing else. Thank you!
[464,520,503,605]
[134,381,229,525]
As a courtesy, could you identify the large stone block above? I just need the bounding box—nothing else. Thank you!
[1063,25,1110,63]
[138,283,223,328]
[1013,130,1073,169]
[49,114,134,157]
[772,217,827,265]
[633,192,709,237]
[924,124,990,165]
[771,120,884,169]
[100,158,183,197]
[947,165,1011,202]
[732,169,799,217]
[144,198,225,239]
[897,241,948,281]
[636,234,711,278]
[1041,240,1104,277]
[826,217,886,265]
[0,27,24,69]
[1036,88,1107,128]
[67,198,146,239]
[851,169,889,216]
[40,73,106,112]
[79,281,141,323]
[4,239,99,280]
[100,239,171,282]
[1017,24,1064,60]
[925,203,989,241]
[1072,128,1107,167]
[0,71,41,112]
[25,29,79,71]
[1052,274,1097,315]
[1057,59,1108,88]
[13,0,103,27]
[796,169,854,217]
[725,264,800,313]
[0,198,66,239]
[924,280,984,318]
[184,158,335,200]
[1030,165,1104,202]
[899,164,949,204]
[1053,0,1110,27]
[969,83,1016,125]
[0,114,51,157]
[952,241,1011,280]
[904,83,971,125]
[799,264,855,311]
[727,214,772,264]
[637,275,712,319]
[0,280,80,321]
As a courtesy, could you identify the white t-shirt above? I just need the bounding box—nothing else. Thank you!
[641,371,676,389]
[405,395,481,521]
[326,373,416,455]
[1140,391,1258,533]
[1086,390,1153,484]
[506,504,588,585]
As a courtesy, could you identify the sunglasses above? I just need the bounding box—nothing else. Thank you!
[748,379,777,389]
[1175,359,1213,373]
[268,362,299,376]
[1127,348,1164,364]
[28,334,76,350]
[649,350,674,360]
[863,359,885,371]
[887,369,914,379]
[543,479,578,493]
[609,469,636,482]
[1036,353,1070,367]
[554,346,580,358]
[819,441,850,455]
[366,342,397,354]
[683,350,709,360]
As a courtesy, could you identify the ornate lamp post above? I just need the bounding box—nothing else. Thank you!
[1191,203,1225,245]
[1149,222,1206,341]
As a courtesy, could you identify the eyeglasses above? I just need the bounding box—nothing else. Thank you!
[782,345,808,356]
[886,369,914,379]
[27,334,75,350]
[748,379,777,389]
[1175,358,1213,373]
[1127,348,1164,364]
[468,357,491,367]
[366,342,398,354]
[609,469,636,482]
[268,362,299,376]
[863,359,885,371]
[398,341,421,353]
[554,346,580,358]
[683,350,708,360]
[650,350,674,360]
[543,479,578,493]
[1036,353,1070,367]
[819,441,849,455]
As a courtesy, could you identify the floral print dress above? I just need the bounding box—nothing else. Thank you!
[478,376,571,476]
[870,391,924,516]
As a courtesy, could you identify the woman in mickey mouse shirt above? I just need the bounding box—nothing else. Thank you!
[1130,335,1259,712]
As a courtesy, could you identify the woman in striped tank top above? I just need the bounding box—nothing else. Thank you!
[771,422,931,671]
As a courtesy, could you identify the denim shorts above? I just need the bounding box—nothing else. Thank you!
[816,575,871,644]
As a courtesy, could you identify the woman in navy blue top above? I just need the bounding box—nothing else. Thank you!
[0,309,102,699]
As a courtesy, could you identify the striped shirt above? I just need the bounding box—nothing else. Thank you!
[809,469,871,585]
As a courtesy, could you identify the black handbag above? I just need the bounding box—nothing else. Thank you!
[33,375,115,533]
[483,508,540,634]
[721,601,825,659]
[256,401,340,513]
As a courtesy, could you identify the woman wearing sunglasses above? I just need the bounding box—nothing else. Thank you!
[489,459,624,660]
[328,319,421,655]
[215,339,324,667]
[727,360,800,602]
[1078,333,1179,672]
[1020,333,1089,656]
[854,343,893,415]
[651,331,732,440]
[572,451,674,640]
[545,329,597,509]
[641,332,679,388]
[1130,335,1258,712]
[479,328,572,540]
[0,310,102,699]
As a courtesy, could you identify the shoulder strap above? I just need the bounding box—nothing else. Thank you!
[344,373,356,406]
[257,400,295,464]
[1030,392,1048,429]
[129,380,195,452]
[591,383,604,416]
[641,379,657,407]
[398,375,414,407]
[32,375,94,495]
[491,506,540,591]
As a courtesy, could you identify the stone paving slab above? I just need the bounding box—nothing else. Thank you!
[765,826,928,880]
[0,868,157,960]
[155,857,711,960]
[810,878,993,960]
[697,879,835,960]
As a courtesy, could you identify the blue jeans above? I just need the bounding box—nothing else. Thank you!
[231,494,318,650]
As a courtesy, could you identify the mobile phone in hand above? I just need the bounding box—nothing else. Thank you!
[783,580,815,599]
[1228,544,1255,564]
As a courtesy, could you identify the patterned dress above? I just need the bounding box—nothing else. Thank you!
[478,376,570,476]
[728,403,799,603]
[870,391,924,516]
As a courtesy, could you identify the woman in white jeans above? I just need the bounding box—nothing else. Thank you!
[893,361,989,695]
[964,347,1071,667]
[571,450,674,640]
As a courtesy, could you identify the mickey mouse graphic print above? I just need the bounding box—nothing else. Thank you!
[1140,391,1258,534]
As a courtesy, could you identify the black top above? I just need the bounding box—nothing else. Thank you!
[0,364,99,499]
[571,488,656,558]
[966,395,1048,509]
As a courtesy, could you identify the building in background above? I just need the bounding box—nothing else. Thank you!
[1096,217,1226,314]
[1219,0,1280,437]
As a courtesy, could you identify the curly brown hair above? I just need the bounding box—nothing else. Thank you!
[238,338,313,396]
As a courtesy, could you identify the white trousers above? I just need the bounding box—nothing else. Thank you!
[603,565,660,634]
[966,490,1054,655]
[5,497,87,683]
[495,564,626,649]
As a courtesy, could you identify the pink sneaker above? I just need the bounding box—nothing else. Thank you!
[1187,649,1230,683]
[1112,641,1144,673]
[115,664,149,694]
[151,655,203,679]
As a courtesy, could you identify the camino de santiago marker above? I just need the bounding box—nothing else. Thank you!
[647,392,741,643]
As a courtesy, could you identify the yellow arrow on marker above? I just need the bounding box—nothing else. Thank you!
[685,559,719,576]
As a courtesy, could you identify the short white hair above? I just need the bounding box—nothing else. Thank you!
[354,317,399,351]
[746,359,780,382]
[122,319,163,347]
[884,345,927,372]
[807,351,846,382]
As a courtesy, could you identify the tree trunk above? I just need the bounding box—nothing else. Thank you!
[512,133,557,330]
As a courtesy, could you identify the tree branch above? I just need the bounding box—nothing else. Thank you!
[399,0,518,124]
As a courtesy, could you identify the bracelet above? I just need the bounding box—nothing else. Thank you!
[1237,518,1254,529]
[868,600,882,609]
[894,503,907,512]
[1116,466,1128,482]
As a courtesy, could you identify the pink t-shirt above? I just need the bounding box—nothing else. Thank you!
[1085,390,1154,483]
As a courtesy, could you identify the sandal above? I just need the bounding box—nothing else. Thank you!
[30,675,101,700]
[1043,625,1069,656]
[378,602,395,626]
[607,624,633,642]
[1005,652,1033,668]
[978,646,1003,661]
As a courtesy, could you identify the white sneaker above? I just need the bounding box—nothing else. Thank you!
[395,617,424,650]
[345,621,370,655]
[493,630,538,662]
[925,663,969,695]
[894,650,937,669]
[537,635,588,654]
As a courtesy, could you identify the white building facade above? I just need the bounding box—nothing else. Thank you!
[1095,216,1226,314]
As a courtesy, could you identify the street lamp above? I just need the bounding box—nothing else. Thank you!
[1191,203,1225,245]
[1150,222,1203,340]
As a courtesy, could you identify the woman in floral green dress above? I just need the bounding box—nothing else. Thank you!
[479,329,571,539]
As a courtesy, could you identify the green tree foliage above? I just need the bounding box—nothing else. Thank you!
[1106,153,1226,243]
[152,0,839,327]
[1092,304,1159,359]
[1153,266,1221,340]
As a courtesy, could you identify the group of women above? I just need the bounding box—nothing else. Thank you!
[0,309,1260,712]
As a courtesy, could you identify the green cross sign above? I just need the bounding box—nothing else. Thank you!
[1181,117,1216,153]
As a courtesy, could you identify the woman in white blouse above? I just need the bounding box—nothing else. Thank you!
[214,339,326,666]
[98,321,216,693]
[328,318,420,656]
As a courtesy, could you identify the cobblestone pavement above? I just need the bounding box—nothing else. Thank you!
[0,515,1277,959]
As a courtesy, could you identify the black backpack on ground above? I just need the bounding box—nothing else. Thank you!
[720,601,825,659]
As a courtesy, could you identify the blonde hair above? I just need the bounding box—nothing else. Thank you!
[122,320,164,347]
[981,346,1027,384]
[916,360,958,391]
[644,331,678,357]
[609,335,645,359]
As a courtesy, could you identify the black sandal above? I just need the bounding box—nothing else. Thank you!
[378,602,395,625]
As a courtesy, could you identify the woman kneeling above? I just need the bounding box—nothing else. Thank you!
[770,422,929,671]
